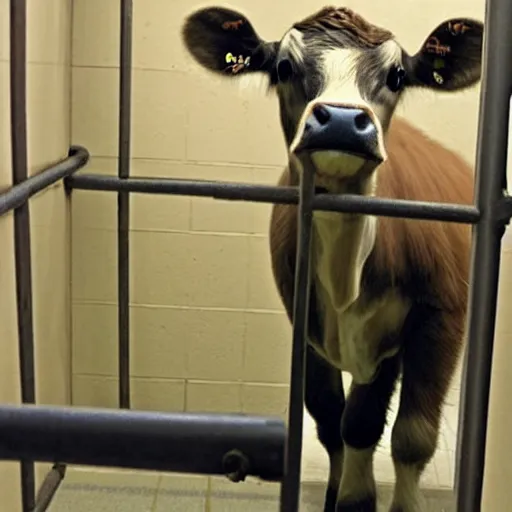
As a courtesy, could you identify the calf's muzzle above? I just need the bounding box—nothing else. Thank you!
[294,103,383,163]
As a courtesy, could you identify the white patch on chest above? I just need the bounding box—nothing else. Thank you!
[311,210,410,384]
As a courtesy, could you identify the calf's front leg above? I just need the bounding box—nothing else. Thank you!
[389,308,463,512]
[336,356,400,512]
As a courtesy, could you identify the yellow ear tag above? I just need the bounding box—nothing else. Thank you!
[225,52,236,63]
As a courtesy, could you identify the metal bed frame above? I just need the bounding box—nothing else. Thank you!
[2,0,511,510]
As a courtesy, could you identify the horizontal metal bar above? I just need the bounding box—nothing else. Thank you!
[0,405,285,481]
[0,145,90,217]
[33,463,66,512]
[66,174,481,224]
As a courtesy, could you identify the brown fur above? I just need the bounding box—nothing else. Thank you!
[270,116,473,321]
[374,117,473,313]
[180,5,482,508]
[269,118,473,488]
[293,6,394,48]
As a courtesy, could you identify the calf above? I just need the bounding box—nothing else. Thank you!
[181,6,483,511]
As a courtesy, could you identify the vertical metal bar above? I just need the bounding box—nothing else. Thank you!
[9,1,36,510]
[455,0,512,509]
[118,0,133,409]
[279,157,315,512]
[453,345,467,490]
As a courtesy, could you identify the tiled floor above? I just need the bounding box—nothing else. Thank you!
[46,361,462,511]
[48,468,455,511]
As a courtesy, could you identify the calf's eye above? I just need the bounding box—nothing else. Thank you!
[386,65,406,92]
[277,59,293,82]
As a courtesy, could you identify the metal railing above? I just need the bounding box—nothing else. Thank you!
[2,0,511,510]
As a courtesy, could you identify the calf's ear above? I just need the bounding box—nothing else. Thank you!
[403,18,484,91]
[181,6,278,78]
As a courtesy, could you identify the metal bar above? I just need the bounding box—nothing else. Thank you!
[33,463,66,512]
[0,405,286,481]
[117,0,133,410]
[455,0,512,509]
[10,1,35,509]
[279,156,315,511]
[0,146,90,217]
[66,174,481,224]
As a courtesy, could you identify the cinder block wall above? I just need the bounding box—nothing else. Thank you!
[70,0,291,418]
[0,0,73,510]
[69,0,485,421]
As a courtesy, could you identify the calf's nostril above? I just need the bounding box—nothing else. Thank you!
[312,104,331,125]
[354,112,372,132]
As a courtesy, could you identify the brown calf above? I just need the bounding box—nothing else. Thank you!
[181,6,483,511]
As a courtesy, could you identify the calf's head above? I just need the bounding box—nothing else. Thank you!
[182,6,483,186]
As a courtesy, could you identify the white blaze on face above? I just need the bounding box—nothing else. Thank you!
[290,39,403,177]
